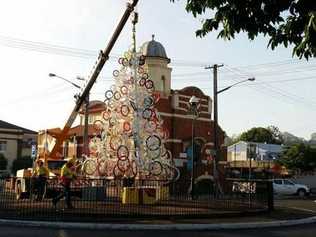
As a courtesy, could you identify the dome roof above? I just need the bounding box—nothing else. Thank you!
[141,35,168,59]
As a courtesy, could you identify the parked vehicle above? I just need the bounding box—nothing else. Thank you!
[15,159,67,200]
[273,179,310,197]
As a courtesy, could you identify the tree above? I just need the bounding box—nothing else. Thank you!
[267,125,284,144]
[282,131,305,145]
[310,132,316,141]
[278,143,316,171]
[11,156,33,175]
[0,154,8,170]
[171,0,316,59]
[238,126,283,144]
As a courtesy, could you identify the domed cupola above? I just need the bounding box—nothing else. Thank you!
[141,35,170,62]
[140,35,172,95]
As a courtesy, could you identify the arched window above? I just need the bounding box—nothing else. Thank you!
[162,75,166,92]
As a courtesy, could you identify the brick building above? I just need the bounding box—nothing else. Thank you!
[38,37,225,178]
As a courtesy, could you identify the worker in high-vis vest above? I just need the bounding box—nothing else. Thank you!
[33,160,49,201]
[52,159,76,209]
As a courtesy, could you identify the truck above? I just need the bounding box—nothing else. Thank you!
[15,159,67,200]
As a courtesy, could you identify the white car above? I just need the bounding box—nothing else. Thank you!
[273,179,310,197]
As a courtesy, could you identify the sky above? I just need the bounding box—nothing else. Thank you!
[0,0,315,140]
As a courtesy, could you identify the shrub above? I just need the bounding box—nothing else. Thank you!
[0,154,8,170]
[11,156,33,175]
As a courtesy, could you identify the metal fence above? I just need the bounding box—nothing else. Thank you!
[0,177,273,222]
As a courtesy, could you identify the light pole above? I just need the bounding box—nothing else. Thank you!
[48,73,90,157]
[215,77,255,179]
[189,95,199,200]
[205,65,255,194]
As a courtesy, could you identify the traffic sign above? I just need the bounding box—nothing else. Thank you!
[31,145,37,159]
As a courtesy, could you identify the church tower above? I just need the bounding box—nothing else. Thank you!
[140,35,172,95]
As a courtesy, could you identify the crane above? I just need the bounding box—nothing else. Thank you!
[48,0,139,160]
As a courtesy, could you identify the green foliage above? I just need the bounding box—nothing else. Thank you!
[0,154,8,170]
[238,126,283,144]
[11,156,33,175]
[171,0,316,59]
[278,143,316,171]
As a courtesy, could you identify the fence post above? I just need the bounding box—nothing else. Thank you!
[267,180,274,211]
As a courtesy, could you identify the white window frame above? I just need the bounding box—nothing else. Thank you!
[0,141,7,152]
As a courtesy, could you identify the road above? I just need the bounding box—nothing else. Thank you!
[1,224,316,237]
[0,198,315,237]
[275,196,316,214]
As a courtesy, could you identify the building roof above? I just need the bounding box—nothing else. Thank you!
[0,120,37,134]
[141,35,169,59]
[68,125,98,137]
[79,100,106,114]
[227,141,283,153]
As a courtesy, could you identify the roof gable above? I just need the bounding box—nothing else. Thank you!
[0,120,37,134]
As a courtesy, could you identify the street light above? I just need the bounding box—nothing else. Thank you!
[48,73,81,89]
[217,78,255,95]
[189,95,199,200]
[48,73,90,157]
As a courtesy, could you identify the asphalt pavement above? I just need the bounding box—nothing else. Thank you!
[1,223,316,237]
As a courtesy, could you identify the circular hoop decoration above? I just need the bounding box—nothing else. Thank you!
[117,159,130,172]
[93,119,104,132]
[139,78,146,87]
[161,150,172,160]
[148,147,161,160]
[113,91,121,100]
[145,79,154,89]
[141,73,149,80]
[108,117,117,127]
[137,67,144,74]
[112,70,120,77]
[125,160,137,178]
[146,134,161,151]
[149,161,163,176]
[120,85,128,95]
[152,92,161,103]
[117,145,129,161]
[110,136,123,151]
[83,159,97,176]
[139,55,146,66]
[142,108,153,120]
[144,120,157,134]
[118,57,124,65]
[163,164,180,182]
[120,104,130,117]
[97,159,108,176]
[89,137,100,155]
[113,165,124,178]
[150,109,158,122]
[104,90,114,101]
[123,121,131,132]
[143,96,154,108]
[122,58,129,67]
[102,110,111,121]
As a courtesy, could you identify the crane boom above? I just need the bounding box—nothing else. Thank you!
[49,0,139,159]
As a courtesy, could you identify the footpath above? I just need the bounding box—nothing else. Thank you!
[0,206,316,230]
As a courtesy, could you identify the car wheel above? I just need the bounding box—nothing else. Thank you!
[297,189,306,198]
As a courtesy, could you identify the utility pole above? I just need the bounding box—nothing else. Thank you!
[205,64,223,195]
[83,94,89,156]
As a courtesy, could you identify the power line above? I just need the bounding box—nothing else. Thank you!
[225,65,316,110]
